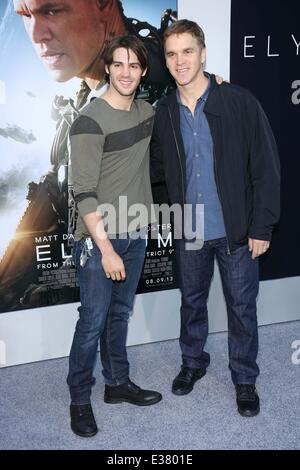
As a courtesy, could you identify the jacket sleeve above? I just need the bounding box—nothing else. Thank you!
[150,111,166,184]
[69,114,105,218]
[246,94,281,241]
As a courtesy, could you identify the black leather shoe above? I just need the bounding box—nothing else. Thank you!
[172,366,206,395]
[104,380,162,406]
[235,384,260,417]
[70,404,98,437]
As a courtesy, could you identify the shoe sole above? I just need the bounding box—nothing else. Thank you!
[237,405,260,417]
[172,385,194,396]
[172,370,206,396]
[71,425,98,438]
[104,395,162,406]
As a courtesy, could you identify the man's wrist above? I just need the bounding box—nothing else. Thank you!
[96,237,114,255]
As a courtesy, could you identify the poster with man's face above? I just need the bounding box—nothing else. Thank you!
[0,0,177,313]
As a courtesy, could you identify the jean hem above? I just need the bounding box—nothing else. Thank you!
[231,376,258,385]
[182,361,209,371]
[70,399,91,406]
[104,377,130,386]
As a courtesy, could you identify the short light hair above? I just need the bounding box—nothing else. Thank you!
[163,19,206,49]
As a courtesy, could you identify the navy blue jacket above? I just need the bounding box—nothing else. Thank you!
[150,74,281,252]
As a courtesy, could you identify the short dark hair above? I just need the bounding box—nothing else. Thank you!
[103,35,149,72]
[163,19,206,49]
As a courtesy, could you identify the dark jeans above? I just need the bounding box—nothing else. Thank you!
[67,234,146,405]
[176,237,259,384]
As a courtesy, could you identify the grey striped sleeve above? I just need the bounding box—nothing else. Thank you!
[70,115,105,218]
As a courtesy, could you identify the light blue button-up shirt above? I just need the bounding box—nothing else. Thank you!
[177,78,226,241]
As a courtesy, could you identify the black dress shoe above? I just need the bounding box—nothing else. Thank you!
[172,366,206,395]
[235,384,260,417]
[70,404,98,437]
[104,379,162,406]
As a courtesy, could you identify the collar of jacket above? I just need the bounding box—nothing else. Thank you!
[159,73,222,117]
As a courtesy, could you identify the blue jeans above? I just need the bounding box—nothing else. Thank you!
[176,237,259,384]
[67,234,146,405]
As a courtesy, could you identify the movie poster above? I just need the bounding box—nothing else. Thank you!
[0,0,178,313]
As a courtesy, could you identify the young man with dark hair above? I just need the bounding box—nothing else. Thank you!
[151,20,280,417]
[67,35,161,438]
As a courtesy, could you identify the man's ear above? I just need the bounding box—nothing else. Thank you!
[105,64,110,75]
[201,47,206,65]
[142,68,147,77]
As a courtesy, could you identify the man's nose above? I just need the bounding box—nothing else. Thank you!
[26,17,52,44]
[176,54,184,65]
[121,64,130,76]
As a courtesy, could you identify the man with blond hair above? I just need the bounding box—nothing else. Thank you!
[151,19,280,417]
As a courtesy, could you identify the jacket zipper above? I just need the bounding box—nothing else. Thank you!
[167,106,186,224]
[212,147,231,255]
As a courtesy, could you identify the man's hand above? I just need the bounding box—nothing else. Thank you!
[82,211,126,281]
[248,238,270,260]
[102,248,126,281]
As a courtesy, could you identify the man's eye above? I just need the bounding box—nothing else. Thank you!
[46,9,60,16]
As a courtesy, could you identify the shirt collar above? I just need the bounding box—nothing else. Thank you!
[176,74,211,106]
[88,81,109,102]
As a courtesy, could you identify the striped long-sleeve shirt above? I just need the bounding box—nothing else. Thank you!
[69,98,155,240]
